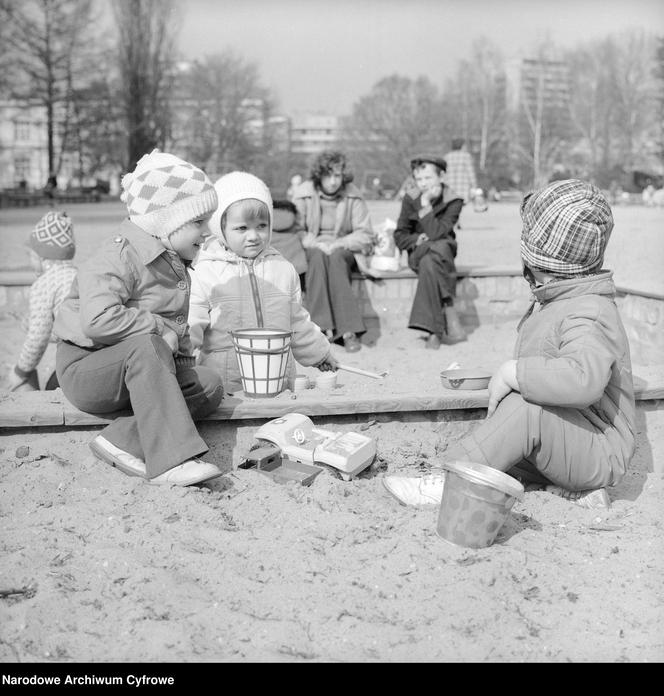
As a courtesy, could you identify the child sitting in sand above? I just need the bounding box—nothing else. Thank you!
[53,150,224,487]
[383,179,635,510]
[188,171,338,395]
[8,211,77,392]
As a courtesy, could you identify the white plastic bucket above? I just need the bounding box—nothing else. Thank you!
[230,328,293,398]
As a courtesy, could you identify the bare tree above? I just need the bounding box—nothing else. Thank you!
[510,41,573,188]
[442,39,507,186]
[342,75,445,190]
[1,0,96,179]
[610,30,659,172]
[172,52,272,176]
[655,36,664,165]
[113,0,179,171]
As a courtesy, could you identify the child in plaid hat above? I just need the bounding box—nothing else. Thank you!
[188,171,337,395]
[8,211,77,392]
[384,179,635,510]
[53,150,225,487]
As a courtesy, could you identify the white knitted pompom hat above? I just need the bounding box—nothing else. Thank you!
[120,149,217,240]
[208,171,273,240]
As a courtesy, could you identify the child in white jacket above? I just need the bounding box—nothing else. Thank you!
[189,171,338,394]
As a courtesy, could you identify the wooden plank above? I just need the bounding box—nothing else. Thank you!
[634,367,664,401]
[0,391,64,427]
[2,369,662,430]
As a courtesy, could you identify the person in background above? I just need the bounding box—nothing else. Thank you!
[291,150,375,353]
[53,150,224,487]
[286,174,303,201]
[7,211,77,392]
[394,154,466,349]
[189,171,337,395]
[270,199,307,291]
[384,179,634,512]
[444,138,477,207]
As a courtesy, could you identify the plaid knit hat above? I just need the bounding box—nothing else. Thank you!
[29,211,75,260]
[208,171,273,240]
[120,149,217,240]
[520,179,614,276]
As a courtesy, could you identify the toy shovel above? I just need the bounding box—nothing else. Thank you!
[336,363,388,380]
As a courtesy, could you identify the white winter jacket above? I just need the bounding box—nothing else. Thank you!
[189,238,330,394]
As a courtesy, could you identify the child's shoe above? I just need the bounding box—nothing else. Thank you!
[382,474,446,506]
[342,332,361,353]
[90,436,146,477]
[425,333,441,350]
[150,458,223,487]
[545,485,611,510]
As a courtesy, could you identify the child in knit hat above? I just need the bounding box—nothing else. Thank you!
[188,171,338,395]
[383,179,635,511]
[7,211,77,392]
[53,149,225,487]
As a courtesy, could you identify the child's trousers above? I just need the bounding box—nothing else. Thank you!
[408,243,457,337]
[56,335,224,478]
[446,392,621,490]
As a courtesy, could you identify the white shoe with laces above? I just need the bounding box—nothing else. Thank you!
[382,474,446,506]
[150,458,223,487]
[90,436,146,477]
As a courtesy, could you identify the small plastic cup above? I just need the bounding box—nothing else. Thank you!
[293,375,310,392]
[315,372,337,390]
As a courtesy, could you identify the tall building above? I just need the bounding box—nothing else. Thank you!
[289,113,340,156]
[504,55,571,114]
[0,100,50,190]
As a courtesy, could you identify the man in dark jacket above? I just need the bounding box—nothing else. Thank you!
[394,154,466,348]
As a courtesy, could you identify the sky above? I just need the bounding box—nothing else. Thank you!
[171,0,664,116]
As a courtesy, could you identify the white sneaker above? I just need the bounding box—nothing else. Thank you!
[545,485,611,510]
[382,474,446,506]
[90,436,146,477]
[150,458,223,487]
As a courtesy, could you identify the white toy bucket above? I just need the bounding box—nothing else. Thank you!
[230,328,293,398]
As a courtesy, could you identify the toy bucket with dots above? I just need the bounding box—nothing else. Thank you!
[230,328,293,398]
[436,460,524,548]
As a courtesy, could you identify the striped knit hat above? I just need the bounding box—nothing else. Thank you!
[208,171,273,241]
[120,149,217,240]
[29,211,75,260]
[520,179,614,276]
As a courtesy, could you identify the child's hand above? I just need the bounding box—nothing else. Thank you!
[487,359,519,417]
[316,351,339,372]
[415,233,429,246]
[8,367,39,392]
[421,184,442,207]
[161,327,179,354]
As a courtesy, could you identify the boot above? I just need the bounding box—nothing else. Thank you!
[442,304,467,344]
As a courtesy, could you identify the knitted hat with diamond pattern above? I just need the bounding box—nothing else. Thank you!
[120,149,217,240]
[29,211,75,260]
[520,179,613,276]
